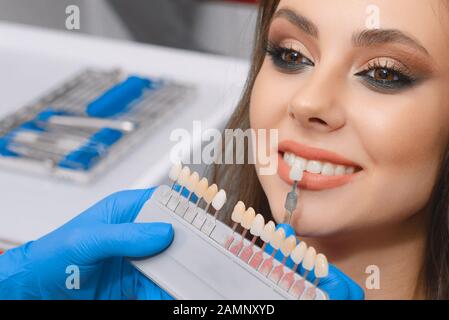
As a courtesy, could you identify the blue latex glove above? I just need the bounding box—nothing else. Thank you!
[0,187,173,300]
[267,224,365,300]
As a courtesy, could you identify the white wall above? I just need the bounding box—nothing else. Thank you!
[0,0,257,58]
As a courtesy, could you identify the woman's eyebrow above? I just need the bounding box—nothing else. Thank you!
[272,8,319,38]
[352,29,430,56]
[273,7,429,57]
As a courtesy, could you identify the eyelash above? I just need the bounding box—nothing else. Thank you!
[263,41,418,93]
[264,41,314,72]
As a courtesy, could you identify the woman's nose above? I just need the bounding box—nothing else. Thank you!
[288,71,346,133]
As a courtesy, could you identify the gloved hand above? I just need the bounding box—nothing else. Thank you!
[267,224,365,300]
[0,187,173,300]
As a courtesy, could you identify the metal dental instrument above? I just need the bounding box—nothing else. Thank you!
[46,115,137,132]
[284,165,304,224]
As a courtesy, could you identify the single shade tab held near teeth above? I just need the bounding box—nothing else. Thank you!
[284,165,302,224]
[289,164,304,182]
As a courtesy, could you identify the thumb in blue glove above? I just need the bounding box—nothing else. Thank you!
[0,187,173,300]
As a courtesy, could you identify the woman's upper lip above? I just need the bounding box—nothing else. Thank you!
[278,140,362,169]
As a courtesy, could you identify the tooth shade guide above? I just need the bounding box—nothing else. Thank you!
[146,174,331,299]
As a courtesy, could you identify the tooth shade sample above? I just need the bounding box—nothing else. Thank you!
[314,254,329,278]
[289,165,303,181]
[186,172,200,191]
[241,207,256,229]
[290,242,307,264]
[168,162,182,181]
[280,236,296,257]
[260,221,275,243]
[177,166,191,186]
[195,178,209,198]
[270,228,286,250]
[293,156,307,169]
[203,184,218,204]
[249,214,265,236]
[212,189,227,210]
[231,201,245,223]
[302,247,317,271]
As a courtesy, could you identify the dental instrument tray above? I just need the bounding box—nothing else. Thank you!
[131,182,329,300]
[0,69,195,183]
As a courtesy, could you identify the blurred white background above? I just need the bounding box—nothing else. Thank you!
[0,0,258,58]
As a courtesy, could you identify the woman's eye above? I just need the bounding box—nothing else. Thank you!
[355,66,417,93]
[369,68,399,81]
[264,43,314,72]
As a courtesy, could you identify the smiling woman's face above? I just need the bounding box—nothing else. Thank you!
[250,0,449,236]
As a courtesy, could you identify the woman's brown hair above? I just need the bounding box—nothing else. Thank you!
[208,0,449,299]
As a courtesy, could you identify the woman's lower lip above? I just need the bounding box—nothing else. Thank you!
[277,153,359,190]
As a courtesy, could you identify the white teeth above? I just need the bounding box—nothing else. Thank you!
[334,165,346,176]
[306,160,322,174]
[260,221,276,243]
[346,166,355,174]
[211,189,226,211]
[314,253,329,278]
[321,163,335,176]
[250,214,265,236]
[283,152,357,176]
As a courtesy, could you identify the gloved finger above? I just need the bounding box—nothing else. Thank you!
[318,264,364,300]
[76,222,174,263]
[76,188,157,224]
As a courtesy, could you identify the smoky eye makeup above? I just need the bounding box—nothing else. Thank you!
[263,39,315,73]
[354,57,421,94]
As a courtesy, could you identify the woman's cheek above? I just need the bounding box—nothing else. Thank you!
[347,82,447,222]
[250,63,295,130]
